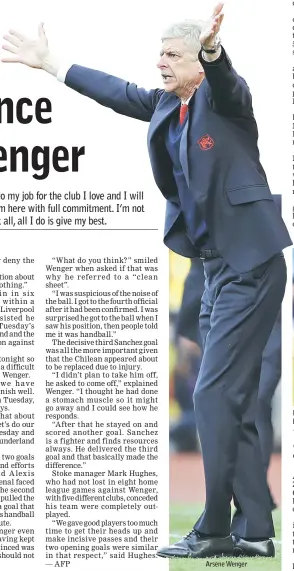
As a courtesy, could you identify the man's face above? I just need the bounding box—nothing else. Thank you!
[157,37,203,99]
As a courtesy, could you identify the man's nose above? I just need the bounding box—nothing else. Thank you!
[157,55,167,69]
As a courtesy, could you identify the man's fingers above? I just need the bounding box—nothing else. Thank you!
[8,29,26,42]
[2,44,18,54]
[214,13,224,31]
[212,2,224,18]
[3,33,21,47]
[211,12,224,32]
[215,13,225,24]
[38,22,47,39]
[201,2,224,42]
[1,56,20,63]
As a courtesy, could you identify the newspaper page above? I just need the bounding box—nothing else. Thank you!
[0,0,292,570]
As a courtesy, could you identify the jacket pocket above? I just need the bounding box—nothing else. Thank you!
[226,184,273,205]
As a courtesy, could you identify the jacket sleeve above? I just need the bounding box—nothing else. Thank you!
[199,47,254,119]
[64,65,163,122]
[272,194,281,213]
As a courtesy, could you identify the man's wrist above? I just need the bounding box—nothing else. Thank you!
[201,35,221,59]
[201,45,222,62]
[41,52,60,77]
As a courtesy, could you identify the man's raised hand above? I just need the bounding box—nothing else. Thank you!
[2,23,49,68]
[200,3,224,49]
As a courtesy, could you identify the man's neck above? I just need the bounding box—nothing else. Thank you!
[181,92,195,105]
[179,76,204,104]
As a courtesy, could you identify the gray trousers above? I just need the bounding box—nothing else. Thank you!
[193,253,286,538]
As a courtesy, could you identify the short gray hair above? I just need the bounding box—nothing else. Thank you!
[161,20,204,57]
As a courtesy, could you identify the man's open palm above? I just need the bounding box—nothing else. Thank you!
[2,23,48,68]
[200,3,224,47]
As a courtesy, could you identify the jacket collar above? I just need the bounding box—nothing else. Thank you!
[147,92,180,145]
[147,86,201,144]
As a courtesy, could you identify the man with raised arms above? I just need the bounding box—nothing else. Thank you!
[3,3,291,558]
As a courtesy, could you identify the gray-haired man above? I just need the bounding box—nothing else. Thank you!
[3,3,291,558]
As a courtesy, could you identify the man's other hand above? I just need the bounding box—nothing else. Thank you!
[200,3,224,49]
[2,23,49,69]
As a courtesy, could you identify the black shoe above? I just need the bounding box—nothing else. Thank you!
[157,529,234,558]
[232,535,275,557]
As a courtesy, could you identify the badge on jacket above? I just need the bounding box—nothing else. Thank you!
[197,135,215,151]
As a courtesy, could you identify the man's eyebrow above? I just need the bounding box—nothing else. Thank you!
[159,49,180,56]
